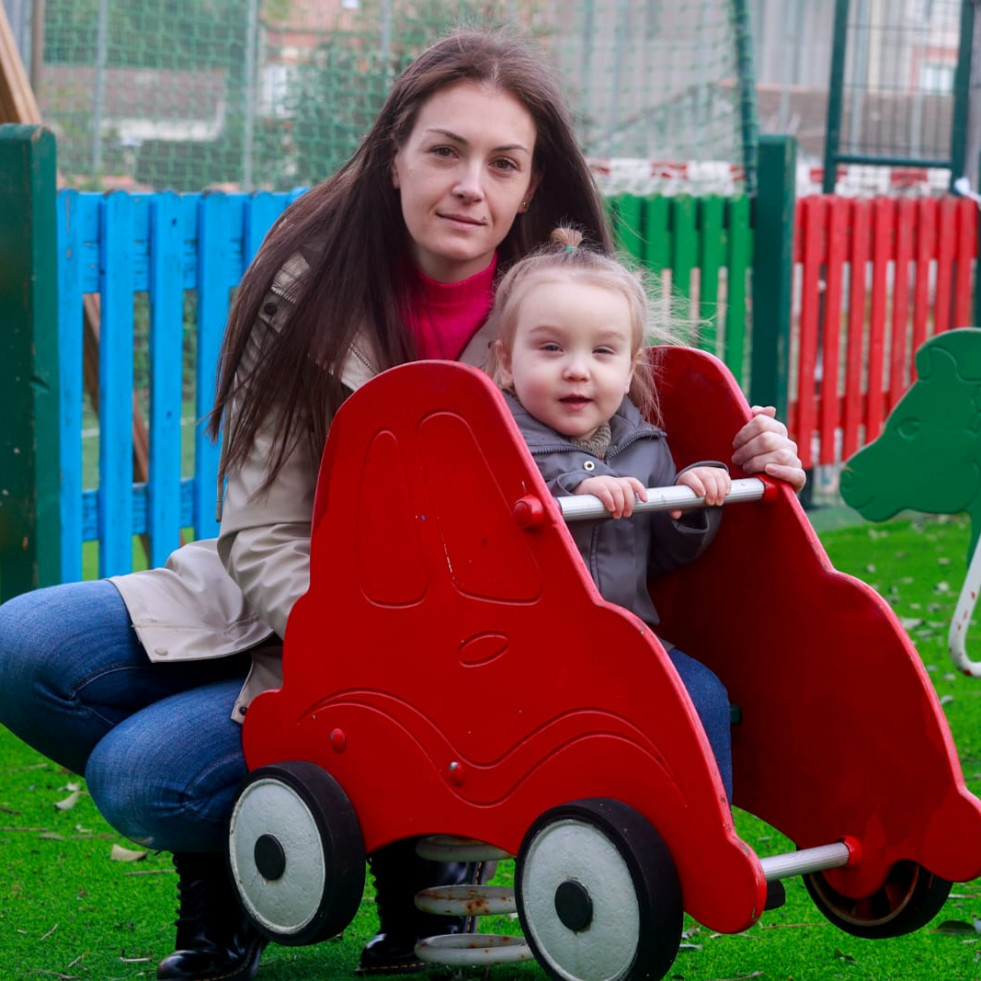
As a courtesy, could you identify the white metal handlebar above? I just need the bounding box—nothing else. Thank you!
[558,476,769,522]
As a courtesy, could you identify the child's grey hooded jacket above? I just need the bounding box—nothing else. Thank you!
[504,392,724,631]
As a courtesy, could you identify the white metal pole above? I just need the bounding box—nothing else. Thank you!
[759,841,853,880]
[379,0,393,86]
[243,0,258,190]
[949,535,981,677]
[558,477,769,522]
[92,0,109,175]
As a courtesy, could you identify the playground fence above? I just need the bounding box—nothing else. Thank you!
[792,194,979,469]
[1,128,979,598]
[54,187,305,583]
[46,188,758,587]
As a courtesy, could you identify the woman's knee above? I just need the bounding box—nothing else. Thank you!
[0,587,59,683]
[0,581,133,726]
[0,582,149,774]
[0,581,130,683]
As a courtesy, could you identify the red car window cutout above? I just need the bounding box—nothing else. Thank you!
[418,410,543,603]
[357,429,428,606]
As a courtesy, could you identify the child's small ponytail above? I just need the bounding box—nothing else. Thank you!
[548,226,584,252]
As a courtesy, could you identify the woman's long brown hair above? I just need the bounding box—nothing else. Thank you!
[209,28,614,491]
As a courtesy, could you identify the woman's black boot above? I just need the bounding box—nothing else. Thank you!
[357,838,481,975]
[156,852,268,981]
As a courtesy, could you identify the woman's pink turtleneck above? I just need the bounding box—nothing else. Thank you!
[404,255,497,360]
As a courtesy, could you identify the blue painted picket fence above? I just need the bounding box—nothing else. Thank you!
[57,189,304,582]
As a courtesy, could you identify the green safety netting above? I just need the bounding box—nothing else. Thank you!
[38,0,757,194]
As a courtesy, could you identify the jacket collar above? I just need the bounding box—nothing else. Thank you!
[503,391,664,449]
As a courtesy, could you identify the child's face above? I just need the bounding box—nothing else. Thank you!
[497,274,636,440]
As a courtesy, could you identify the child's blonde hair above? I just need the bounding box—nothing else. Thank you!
[486,227,677,421]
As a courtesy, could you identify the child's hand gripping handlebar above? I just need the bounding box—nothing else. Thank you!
[557,476,778,522]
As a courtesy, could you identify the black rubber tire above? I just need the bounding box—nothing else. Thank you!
[804,860,951,939]
[227,760,365,946]
[515,798,682,981]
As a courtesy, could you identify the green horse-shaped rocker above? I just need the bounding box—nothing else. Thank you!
[841,327,981,676]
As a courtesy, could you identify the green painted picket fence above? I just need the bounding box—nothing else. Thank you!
[608,192,753,379]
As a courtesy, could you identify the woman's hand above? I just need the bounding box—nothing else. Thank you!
[576,475,648,519]
[731,406,806,492]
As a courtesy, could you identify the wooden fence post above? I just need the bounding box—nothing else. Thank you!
[0,124,61,600]
[750,134,797,422]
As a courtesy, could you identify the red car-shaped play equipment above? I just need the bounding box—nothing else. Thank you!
[227,348,981,981]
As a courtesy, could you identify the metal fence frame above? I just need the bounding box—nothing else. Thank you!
[823,0,976,193]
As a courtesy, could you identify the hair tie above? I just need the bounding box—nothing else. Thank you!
[564,245,576,253]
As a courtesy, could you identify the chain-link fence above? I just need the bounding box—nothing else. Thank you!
[22,0,756,194]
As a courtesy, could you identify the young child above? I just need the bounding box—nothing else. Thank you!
[486,226,735,798]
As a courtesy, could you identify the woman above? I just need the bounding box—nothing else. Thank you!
[0,29,804,981]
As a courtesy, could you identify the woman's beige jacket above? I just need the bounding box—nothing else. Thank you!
[111,252,496,722]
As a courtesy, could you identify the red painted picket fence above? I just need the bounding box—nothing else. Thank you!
[790,195,979,469]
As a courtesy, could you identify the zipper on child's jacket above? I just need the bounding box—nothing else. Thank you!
[528,424,663,463]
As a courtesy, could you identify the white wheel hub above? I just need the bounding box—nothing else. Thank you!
[228,775,328,936]
[519,818,641,981]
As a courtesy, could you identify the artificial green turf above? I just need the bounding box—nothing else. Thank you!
[3,512,981,979]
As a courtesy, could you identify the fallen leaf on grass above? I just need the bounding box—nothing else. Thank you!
[110,844,147,862]
[833,947,856,962]
[935,919,981,935]
[54,783,82,811]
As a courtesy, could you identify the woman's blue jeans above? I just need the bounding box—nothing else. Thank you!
[0,580,252,853]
